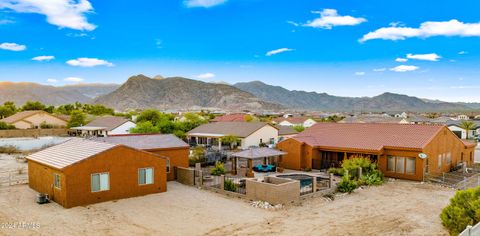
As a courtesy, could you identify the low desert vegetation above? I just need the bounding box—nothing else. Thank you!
[332,157,384,193]
[210,162,226,176]
[224,179,237,192]
[440,186,480,235]
[189,146,206,166]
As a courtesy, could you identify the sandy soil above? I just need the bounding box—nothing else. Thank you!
[0,180,453,236]
[0,154,27,171]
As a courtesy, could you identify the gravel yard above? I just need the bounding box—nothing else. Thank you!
[0,179,454,236]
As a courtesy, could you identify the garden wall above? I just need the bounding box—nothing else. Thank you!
[0,129,68,138]
[246,176,300,205]
[176,167,195,186]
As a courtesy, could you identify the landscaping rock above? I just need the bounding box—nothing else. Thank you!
[250,201,283,210]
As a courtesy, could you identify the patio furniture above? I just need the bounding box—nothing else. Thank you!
[231,147,287,177]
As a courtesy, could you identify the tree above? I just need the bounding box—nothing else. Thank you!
[21,101,46,111]
[221,135,239,149]
[130,121,160,134]
[44,105,55,113]
[440,186,480,235]
[244,114,254,122]
[0,121,15,130]
[67,110,86,128]
[135,109,173,126]
[459,121,476,139]
[293,125,305,132]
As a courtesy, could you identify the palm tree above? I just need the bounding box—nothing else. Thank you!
[459,121,476,139]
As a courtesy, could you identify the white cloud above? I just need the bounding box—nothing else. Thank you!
[0,19,14,24]
[0,42,26,51]
[196,73,215,79]
[395,57,408,62]
[390,65,419,72]
[64,77,84,82]
[354,71,365,76]
[360,19,480,42]
[458,51,467,55]
[266,48,294,56]
[184,0,226,8]
[304,9,366,29]
[373,68,386,72]
[0,0,96,31]
[66,57,113,67]
[287,21,299,27]
[406,53,441,61]
[32,55,55,61]
[47,78,58,83]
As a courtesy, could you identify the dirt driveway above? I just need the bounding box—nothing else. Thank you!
[0,180,453,236]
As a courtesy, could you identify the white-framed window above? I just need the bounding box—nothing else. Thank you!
[138,167,154,185]
[91,172,110,192]
[166,159,170,173]
[53,173,61,189]
[406,157,416,174]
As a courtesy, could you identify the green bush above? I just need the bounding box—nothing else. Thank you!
[440,186,480,235]
[358,170,384,186]
[189,146,205,166]
[341,157,376,179]
[224,179,237,192]
[328,167,345,176]
[210,162,226,176]
[0,121,15,130]
[337,173,358,193]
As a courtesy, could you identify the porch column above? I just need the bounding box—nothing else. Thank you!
[263,157,267,165]
[232,157,237,175]
[218,138,222,150]
[247,159,254,177]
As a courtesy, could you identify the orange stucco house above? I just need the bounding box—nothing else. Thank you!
[27,138,167,208]
[277,123,476,181]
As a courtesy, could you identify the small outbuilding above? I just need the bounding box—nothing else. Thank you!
[27,138,167,208]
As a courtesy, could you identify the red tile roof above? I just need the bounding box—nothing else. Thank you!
[291,123,446,152]
[212,113,248,122]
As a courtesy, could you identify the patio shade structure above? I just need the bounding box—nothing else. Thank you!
[231,148,287,177]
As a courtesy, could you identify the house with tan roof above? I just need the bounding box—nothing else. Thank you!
[93,134,189,181]
[277,123,476,181]
[0,110,68,129]
[70,116,136,137]
[272,117,317,127]
[26,138,167,208]
[187,122,278,150]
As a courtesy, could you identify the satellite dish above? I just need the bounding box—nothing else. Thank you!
[418,153,428,159]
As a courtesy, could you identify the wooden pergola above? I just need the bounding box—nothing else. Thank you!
[231,148,287,177]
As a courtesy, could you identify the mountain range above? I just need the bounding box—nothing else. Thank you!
[1,76,478,112]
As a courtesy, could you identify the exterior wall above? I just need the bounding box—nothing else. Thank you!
[377,149,424,181]
[28,161,66,205]
[176,167,195,186]
[61,146,167,208]
[109,121,136,135]
[245,177,300,205]
[278,134,297,142]
[147,147,189,181]
[241,125,278,149]
[12,120,32,129]
[277,138,304,170]
[24,113,67,129]
[303,119,317,127]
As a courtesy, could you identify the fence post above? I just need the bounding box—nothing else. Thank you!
[358,167,363,179]
[220,175,225,192]
[329,173,334,188]
[312,177,317,192]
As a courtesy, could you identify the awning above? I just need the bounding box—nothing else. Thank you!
[231,147,287,160]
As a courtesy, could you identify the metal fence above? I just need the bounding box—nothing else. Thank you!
[299,177,314,196]
[460,221,480,236]
[0,168,28,187]
[224,176,246,195]
[427,168,480,190]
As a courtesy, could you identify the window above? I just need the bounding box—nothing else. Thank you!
[395,157,405,173]
[406,158,416,174]
[91,173,109,192]
[53,173,61,189]
[269,138,275,144]
[166,159,170,173]
[446,152,452,165]
[138,168,154,185]
[387,156,395,172]
[438,154,443,169]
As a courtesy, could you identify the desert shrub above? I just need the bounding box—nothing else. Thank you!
[293,125,305,132]
[341,157,376,178]
[304,167,312,172]
[440,186,480,235]
[0,121,15,130]
[358,170,384,186]
[0,145,20,154]
[224,179,237,192]
[210,162,226,176]
[40,122,54,129]
[328,167,345,176]
[337,173,358,193]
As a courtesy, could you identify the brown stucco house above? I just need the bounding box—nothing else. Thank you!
[1,110,68,129]
[27,138,167,208]
[93,134,189,181]
[277,123,477,181]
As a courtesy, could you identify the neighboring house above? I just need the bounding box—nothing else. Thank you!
[71,116,136,137]
[277,126,299,142]
[26,138,167,208]
[93,134,189,181]
[446,120,480,139]
[277,123,476,181]
[338,116,409,124]
[394,112,408,119]
[211,113,249,122]
[187,122,278,149]
[0,110,67,129]
[457,114,470,120]
[272,117,317,127]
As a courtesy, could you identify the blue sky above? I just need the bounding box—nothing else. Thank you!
[1,0,480,102]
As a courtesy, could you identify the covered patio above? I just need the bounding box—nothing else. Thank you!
[231,148,286,177]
